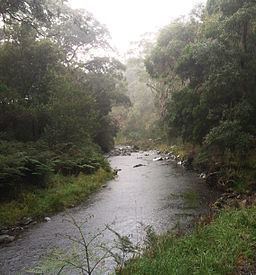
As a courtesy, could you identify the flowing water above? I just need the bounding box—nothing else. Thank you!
[0,151,215,274]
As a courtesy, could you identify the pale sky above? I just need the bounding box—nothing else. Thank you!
[69,0,206,54]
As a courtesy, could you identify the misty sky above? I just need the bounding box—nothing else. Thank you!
[69,0,205,54]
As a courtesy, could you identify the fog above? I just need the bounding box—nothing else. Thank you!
[69,0,205,53]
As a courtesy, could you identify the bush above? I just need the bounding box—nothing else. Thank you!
[0,141,53,199]
[0,140,110,200]
[51,142,110,176]
[204,120,254,156]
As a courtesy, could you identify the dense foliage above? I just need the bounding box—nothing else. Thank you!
[0,0,127,199]
[145,0,256,186]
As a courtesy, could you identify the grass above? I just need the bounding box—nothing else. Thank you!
[121,206,256,274]
[0,168,113,227]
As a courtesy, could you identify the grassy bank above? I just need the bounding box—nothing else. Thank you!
[122,206,256,274]
[0,168,113,227]
[154,143,256,193]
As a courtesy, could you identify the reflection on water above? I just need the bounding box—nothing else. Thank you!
[0,151,215,274]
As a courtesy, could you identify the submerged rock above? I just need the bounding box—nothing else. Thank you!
[0,234,15,244]
[113,168,122,175]
[133,164,145,168]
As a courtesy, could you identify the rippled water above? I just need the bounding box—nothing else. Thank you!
[0,151,215,274]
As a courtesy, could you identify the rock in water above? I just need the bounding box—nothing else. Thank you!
[153,157,163,161]
[0,234,15,244]
[113,168,122,175]
[133,164,145,168]
[44,217,51,222]
[199,173,207,179]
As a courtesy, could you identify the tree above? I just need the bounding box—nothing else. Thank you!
[0,1,128,198]
[146,0,256,158]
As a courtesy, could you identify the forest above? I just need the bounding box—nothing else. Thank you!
[118,0,256,191]
[1,0,256,274]
[0,0,130,202]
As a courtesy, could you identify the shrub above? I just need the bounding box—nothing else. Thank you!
[204,120,254,157]
[0,141,53,199]
[51,142,110,176]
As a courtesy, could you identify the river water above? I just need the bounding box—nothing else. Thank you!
[0,151,215,274]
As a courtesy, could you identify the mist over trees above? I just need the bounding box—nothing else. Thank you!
[0,0,128,198]
[139,0,256,186]
[112,37,161,143]
[1,0,256,198]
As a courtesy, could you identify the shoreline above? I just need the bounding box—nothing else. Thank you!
[113,144,256,274]
[0,168,113,245]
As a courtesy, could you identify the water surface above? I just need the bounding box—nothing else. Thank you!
[0,151,214,274]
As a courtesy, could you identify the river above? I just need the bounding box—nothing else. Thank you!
[0,150,215,274]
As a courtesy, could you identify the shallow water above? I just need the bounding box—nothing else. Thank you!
[0,151,215,274]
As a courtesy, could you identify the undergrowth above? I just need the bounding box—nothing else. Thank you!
[122,206,256,274]
[0,168,113,227]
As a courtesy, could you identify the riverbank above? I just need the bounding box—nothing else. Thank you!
[0,149,216,274]
[0,168,113,232]
[121,204,256,274]
[120,139,256,191]
[114,142,256,274]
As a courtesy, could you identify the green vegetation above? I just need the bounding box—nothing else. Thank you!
[0,168,113,227]
[0,0,129,216]
[1,0,256,273]
[132,0,256,189]
[116,1,256,273]
[122,206,256,274]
